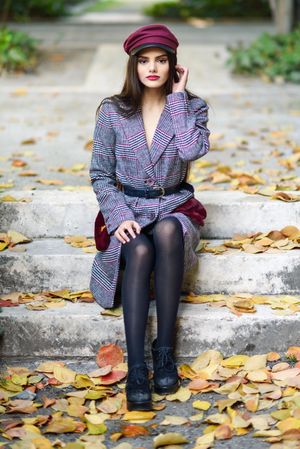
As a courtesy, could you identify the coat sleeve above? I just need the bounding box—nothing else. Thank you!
[89,102,135,235]
[166,91,210,162]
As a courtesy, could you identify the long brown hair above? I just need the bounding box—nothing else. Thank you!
[96,49,198,185]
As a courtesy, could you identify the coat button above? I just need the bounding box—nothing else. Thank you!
[145,178,154,186]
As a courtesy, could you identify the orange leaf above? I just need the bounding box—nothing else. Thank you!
[214,424,232,440]
[96,343,124,368]
[121,424,149,437]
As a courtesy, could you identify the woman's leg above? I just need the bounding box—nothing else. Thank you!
[120,232,155,367]
[152,217,184,347]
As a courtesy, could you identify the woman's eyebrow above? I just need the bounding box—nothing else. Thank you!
[138,54,168,59]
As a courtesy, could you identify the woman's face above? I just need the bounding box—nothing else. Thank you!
[136,47,170,89]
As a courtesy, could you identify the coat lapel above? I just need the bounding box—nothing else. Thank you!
[148,102,175,166]
[123,111,155,179]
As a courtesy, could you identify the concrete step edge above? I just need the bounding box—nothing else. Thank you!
[1,301,299,358]
[1,190,299,239]
[1,237,299,295]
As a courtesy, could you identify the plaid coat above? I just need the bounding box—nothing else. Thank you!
[89,91,210,308]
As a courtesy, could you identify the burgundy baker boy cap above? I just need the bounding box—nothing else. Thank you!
[123,24,179,56]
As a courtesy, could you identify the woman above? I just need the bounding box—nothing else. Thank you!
[89,24,210,411]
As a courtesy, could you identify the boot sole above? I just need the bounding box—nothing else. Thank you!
[126,400,153,411]
[153,380,180,395]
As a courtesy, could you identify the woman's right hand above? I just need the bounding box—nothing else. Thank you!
[114,220,141,244]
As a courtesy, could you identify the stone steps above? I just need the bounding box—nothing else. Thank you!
[1,300,299,359]
[1,237,299,294]
[1,190,299,239]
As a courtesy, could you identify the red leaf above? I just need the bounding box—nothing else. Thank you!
[96,343,124,368]
[99,369,127,385]
[0,300,19,307]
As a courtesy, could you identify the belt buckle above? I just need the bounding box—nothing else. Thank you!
[154,186,165,197]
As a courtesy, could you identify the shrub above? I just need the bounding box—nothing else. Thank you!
[0,0,82,21]
[226,26,300,83]
[0,27,40,73]
[144,0,271,20]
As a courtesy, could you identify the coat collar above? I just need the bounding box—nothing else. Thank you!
[122,102,175,178]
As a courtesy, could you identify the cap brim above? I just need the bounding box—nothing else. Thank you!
[131,43,175,55]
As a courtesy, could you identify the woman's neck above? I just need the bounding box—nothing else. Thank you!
[141,87,166,108]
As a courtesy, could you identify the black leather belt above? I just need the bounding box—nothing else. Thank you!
[122,181,194,198]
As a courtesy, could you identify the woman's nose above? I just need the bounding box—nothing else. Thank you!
[149,61,157,72]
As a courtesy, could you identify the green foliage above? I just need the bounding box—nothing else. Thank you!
[144,2,184,20]
[226,27,300,83]
[0,0,82,21]
[144,0,271,20]
[0,27,40,73]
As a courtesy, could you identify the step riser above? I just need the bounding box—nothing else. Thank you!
[1,252,299,294]
[1,303,299,358]
[1,191,299,239]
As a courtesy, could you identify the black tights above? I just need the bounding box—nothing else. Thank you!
[120,217,184,368]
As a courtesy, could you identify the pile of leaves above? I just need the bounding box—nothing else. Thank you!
[0,289,94,310]
[64,235,96,254]
[0,27,40,74]
[226,26,300,84]
[0,230,32,252]
[0,343,300,448]
[183,292,300,316]
[197,226,300,255]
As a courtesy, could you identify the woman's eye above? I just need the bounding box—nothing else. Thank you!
[159,59,167,63]
[138,59,147,64]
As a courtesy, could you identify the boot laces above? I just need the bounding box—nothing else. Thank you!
[128,364,148,385]
[156,347,176,371]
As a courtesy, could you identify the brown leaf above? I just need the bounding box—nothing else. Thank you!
[21,138,37,145]
[214,424,232,440]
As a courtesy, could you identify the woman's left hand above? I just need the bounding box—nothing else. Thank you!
[172,64,189,93]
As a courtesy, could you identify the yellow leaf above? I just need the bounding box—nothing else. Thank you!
[74,374,95,389]
[189,413,204,422]
[7,230,32,244]
[36,361,65,373]
[166,386,191,402]
[123,411,156,421]
[205,413,229,425]
[192,400,211,411]
[53,366,76,384]
[271,409,291,421]
[44,416,78,433]
[244,354,267,371]
[246,370,269,382]
[194,431,215,446]
[36,178,64,185]
[178,364,197,379]
[153,432,188,448]
[31,437,53,449]
[221,355,249,368]
[191,350,223,373]
[160,415,189,425]
[276,417,300,432]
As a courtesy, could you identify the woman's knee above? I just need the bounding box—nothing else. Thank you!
[153,217,182,242]
[121,234,154,263]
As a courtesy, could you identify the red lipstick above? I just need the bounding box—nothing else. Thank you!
[146,76,160,80]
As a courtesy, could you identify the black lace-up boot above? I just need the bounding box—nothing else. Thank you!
[151,338,180,395]
[125,362,152,411]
